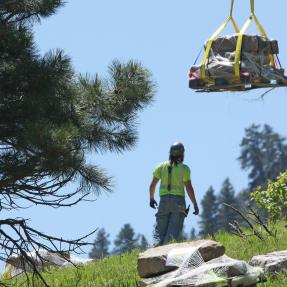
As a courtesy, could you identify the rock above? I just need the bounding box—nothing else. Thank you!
[140,255,264,287]
[208,255,248,277]
[140,269,178,287]
[210,34,278,55]
[137,240,225,278]
[3,249,93,278]
[190,34,284,88]
[250,250,287,274]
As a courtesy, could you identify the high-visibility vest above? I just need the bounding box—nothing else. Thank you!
[155,161,190,197]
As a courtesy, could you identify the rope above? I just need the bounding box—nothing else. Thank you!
[275,55,282,69]
[193,46,203,65]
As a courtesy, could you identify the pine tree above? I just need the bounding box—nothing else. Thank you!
[236,189,252,210]
[138,235,149,250]
[0,0,155,206]
[239,124,287,190]
[217,179,238,232]
[199,186,218,237]
[0,1,155,282]
[89,228,110,259]
[113,224,140,254]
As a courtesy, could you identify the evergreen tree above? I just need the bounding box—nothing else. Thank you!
[190,228,197,240]
[139,235,149,250]
[217,179,238,232]
[89,228,110,259]
[239,124,287,190]
[113,224,140,254]
[236,189,252,210]
[199,186,218,237]
[0,0,155,282]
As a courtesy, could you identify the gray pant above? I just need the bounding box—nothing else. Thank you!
[154,195,186,246]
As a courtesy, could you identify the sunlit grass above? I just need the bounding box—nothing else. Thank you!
[8,251,141,287]
[4,222,287,286]
[214,222,287,261]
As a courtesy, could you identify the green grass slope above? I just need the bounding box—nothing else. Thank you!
[7,223,287,287]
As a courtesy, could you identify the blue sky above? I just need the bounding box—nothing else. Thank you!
[8,0,287,254]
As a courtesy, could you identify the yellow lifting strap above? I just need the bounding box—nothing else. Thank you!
[234,0,276,79]
[200,0,239,81]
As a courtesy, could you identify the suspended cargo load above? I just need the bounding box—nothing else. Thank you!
[189,0,287,92]
[189,34,286,92]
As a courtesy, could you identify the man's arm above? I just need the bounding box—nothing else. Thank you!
[149,177,159,209]
[149,176,159,200]
[185,180,199,215]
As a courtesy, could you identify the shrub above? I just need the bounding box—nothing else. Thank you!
[251,171,287,222]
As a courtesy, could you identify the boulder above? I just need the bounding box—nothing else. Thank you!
[208,255,248,277]
[140,255,264,287]
[250,250,287,274]
[137,240,225,278]
[210,34,278,55]
[189,33,285,92]
[3,249,93,278]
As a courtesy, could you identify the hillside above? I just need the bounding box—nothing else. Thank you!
[7,222,287,287]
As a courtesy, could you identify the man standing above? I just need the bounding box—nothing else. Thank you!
[149,142,199,246]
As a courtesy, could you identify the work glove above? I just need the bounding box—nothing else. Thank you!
[193,204,199,215]
[150,199,158,209]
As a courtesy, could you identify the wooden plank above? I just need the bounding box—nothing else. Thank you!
[194,82,287,93]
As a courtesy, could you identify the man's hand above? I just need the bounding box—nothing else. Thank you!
[150,199,158,209]
[193,204,199,215]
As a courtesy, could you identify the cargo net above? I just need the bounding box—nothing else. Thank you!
[189,34,287,92]
[146,246,265,287]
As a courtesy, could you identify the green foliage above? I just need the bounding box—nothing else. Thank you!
[261,272,287,287]
[217,178,239,232]
[199,186,218,236]
[0,1,155,285]
[236,189,252,209]
[8,252,141,287]
[138,235,149,250]
[89,229,149,260]
[7,223,287,287]
[214,222,287,261]
[89,228,111,260]
[213,222,287,287]
[0,0,156,206]
[113,224,140,255]
[0,0,65,24]
[239,124,287,190]
[251,170,287,222]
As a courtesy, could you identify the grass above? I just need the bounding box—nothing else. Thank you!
[6,252,141,287]
[215,222,287,261]
[214,222,287,287]
[5,222,287,286]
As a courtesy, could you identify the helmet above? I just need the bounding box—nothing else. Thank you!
[169,142,185,157]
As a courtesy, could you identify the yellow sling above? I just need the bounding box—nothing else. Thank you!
[200,0,239,82]
[234,0,275,79]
